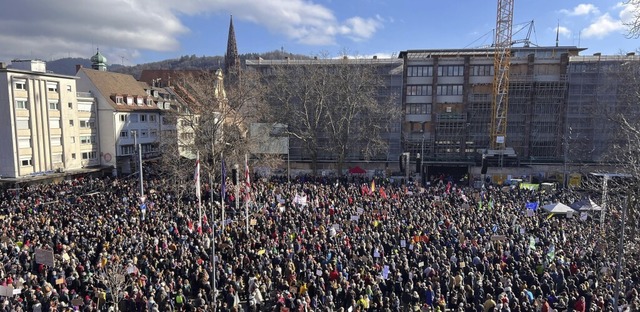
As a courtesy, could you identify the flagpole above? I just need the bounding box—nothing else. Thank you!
[220,151,225,233]
[196,151,202,228]
[245,154,250,233]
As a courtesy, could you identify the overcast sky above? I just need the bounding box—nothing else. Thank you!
[0,0,637,65]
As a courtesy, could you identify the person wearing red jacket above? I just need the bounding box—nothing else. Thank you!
[574,296,586,312]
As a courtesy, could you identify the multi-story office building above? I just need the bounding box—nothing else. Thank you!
[246,57,404,168]
[0,60,98,178]
[398,46,583,175]
[566,53,640,163]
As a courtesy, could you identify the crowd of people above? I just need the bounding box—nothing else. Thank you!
[0,171,638,312]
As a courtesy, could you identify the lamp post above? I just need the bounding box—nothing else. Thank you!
[421,133,425,186]
[132,130,144,197]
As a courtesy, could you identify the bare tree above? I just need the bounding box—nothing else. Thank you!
[163,68,266,178]
[624,0,640,38]
[261,55,400,175]
[93,262,135,311]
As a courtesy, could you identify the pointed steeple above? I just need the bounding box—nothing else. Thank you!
[224,15,240,83]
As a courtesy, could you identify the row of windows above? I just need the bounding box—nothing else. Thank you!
[13,80,72,92]
[120,129,157,138]
[407,104,432,115]
[407,65,494,77]
[15,118,95,129]
[436,84,464,95]
[18,135,96,148]
[15,99,92,111]
[119,114,157,123]
[120,144,159,155]
[406,85,432,96]
[19,149,96,167]
[115,96,154,106]
[407,84,464,96]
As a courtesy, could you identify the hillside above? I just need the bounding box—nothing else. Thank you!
[45,50,312,78]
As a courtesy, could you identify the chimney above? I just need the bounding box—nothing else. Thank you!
[75,64,83,73]
[373,55,378,59]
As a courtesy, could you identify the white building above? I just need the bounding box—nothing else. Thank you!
[0,60,98,178]
[76,52,165,175]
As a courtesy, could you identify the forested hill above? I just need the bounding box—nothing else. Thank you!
[45,50,312,78]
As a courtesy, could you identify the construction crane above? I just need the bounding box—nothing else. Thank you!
[489,0,514,150]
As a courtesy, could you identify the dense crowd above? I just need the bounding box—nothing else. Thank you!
[0,172,638,312]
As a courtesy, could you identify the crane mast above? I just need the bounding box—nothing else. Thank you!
[490,0,514,150]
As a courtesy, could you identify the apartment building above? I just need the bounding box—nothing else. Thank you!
[0,60,98,178]
[76,55,166,174]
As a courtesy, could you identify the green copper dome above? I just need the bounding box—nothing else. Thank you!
[91,50,107,64]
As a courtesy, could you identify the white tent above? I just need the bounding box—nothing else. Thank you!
[542,203,575,214]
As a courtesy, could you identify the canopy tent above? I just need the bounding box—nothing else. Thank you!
[348,166,367,174]
[542,202,575,214]
[569,198,603,212]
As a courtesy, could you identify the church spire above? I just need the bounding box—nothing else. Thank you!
[224,15,240,82]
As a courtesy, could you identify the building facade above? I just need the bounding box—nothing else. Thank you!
[566,53,640,164]
[399,46,582,172]
[76,56,167,175]
[0,60,98,178]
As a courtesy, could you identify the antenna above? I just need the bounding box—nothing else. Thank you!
[119,55,128,66]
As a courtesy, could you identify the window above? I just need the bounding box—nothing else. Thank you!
[126,96,133,105]
[68,102,73,109]
[407,66,433,77]
[15,99,28,109]
[80,135,96,144]
[407,104,431,115]
[120,131,129,138]
[48,101,60,110]
[129,114,139,122]
[70,137,76,143]
[136,97,143,105]
[71,153,76,160]
[20,158,32,167]
[437,65,464,77]
[150,130,158,137]
[47,82,58,92]
[14,79,26,90]
[18,138,31,149]
[161,116,168,125]
[51,137,61,146]
[436,84,464,95]
[66,85,72,92]
[79,120,95,129]
[406,85,432,96]
[140,114,147,122]
[78,103,93,111]
[120,145,135,155]
[119,114,128,122]
[146,98,154,106]
[140,130,148,138]
[149,115,156,122]
[52,154,63,163]
[69,120,74,127]
[50,118,61,129]
[470,65,494,76]
[81,151,97,160]
[16,119,30,130]
[115,96,124,104]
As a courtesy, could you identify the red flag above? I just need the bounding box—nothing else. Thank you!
[380,187,387,199]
